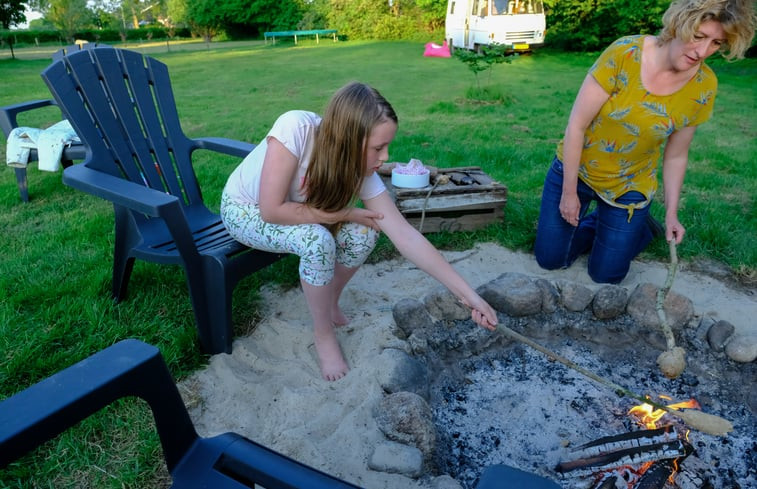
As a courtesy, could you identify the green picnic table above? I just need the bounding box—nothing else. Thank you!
[264,29,338,45]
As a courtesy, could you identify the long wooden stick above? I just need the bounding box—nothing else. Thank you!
[496,323,733,436]
[656,240,679,350]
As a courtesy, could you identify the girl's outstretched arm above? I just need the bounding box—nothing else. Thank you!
[364,191,498,329]
[661,125,696,244]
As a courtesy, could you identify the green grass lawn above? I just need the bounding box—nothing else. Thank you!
[0,40,754,487]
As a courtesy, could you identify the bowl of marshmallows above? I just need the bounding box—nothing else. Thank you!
[391,159,430,188]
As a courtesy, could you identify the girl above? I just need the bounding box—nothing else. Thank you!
[221,82,498,381]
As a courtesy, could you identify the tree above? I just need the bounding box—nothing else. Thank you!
[0,0,27,59]
[543,0,667,51]
[221,0,304,37]
[0,0,26,28]
[415,0,446,31]
[184,0,223,41]
[41,0,92,42]
[299,0,329,30]
[88,0,122,30]
[165,0,187,27]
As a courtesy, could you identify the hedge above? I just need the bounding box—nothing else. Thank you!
[1,27,193,47]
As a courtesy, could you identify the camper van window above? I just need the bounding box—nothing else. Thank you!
[505,0,542,14]
[479,0,488,17]
[502,0,544,15]
[472,0,482,17]
[449,0,456,14]
[508,0,544,14]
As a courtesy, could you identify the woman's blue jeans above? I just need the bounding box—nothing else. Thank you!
[534,157,653,284]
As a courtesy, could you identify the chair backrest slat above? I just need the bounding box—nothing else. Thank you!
[144,56,203,202]
[120,50,195,200]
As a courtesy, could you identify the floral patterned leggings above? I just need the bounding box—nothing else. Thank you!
[221,194,380,286]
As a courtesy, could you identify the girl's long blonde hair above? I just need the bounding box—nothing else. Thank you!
[658,0,756,60]
[304,82,397,214]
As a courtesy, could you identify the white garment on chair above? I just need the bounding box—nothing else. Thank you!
[6,120,80,172]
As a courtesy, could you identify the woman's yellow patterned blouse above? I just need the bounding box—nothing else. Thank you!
[557,35,717,213]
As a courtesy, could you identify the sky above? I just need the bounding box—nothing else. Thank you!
[13,7,43,29]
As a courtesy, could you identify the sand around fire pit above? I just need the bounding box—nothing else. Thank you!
[182,243,756,489]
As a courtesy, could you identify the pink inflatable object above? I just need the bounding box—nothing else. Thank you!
[423,40,451,58]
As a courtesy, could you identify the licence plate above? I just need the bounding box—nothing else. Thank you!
[513,43,530,50]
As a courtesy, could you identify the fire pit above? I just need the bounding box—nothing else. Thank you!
[388,272,756,488]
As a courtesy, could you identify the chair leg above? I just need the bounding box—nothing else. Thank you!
[185,260,234,355]
[14,167,29,202]
[113,256,136,302]
[112,206,138,302]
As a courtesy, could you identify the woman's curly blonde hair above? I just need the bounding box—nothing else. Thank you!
[658,0,756,60]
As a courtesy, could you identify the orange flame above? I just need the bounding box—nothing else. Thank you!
[628,395,700,429]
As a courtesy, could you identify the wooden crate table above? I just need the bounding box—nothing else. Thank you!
[380,166,507,233]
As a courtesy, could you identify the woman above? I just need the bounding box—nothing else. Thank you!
[534,0,755,284]
[221,82,498,381]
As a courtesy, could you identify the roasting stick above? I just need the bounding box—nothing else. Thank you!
[656,239,679,349]
[495,323,734,436]
[655,239,687,379]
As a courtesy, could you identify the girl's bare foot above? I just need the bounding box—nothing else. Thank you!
[331,306,350,327]
[314,328,349,381]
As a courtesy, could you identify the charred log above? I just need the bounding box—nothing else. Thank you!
[675,454,715,489]
[633,459,677,489]
[556,428,686,474]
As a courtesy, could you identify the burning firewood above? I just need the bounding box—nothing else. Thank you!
[557,428,706,489]
[494,323,734,436]
[656,240,687,379]
[555,427,689,475]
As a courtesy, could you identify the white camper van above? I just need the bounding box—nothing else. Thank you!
[445,0,545,53]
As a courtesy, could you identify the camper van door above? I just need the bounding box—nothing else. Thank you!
[446,0,471,50]
[467,0,491,49]
[446,0,496,51]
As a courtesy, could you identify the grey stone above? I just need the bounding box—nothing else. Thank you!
[556,280,595,312]
[376,348,430,399]
[724,334,757,363]
[626,283,694,329]
[535,278,559,313]
[592,285,628,319]
[707,320,735,352]
[408,332,428,355]
[374,391,436,460]
[423,286,470,321]
[392,298,435,338]
[429,474,464,489]
[368,441,424,478]
[696,315,717,342]
[477,272,542,316]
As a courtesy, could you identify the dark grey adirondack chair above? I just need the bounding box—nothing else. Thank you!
[0,338,564,488]
[0,339,362,488]
[0,45,104,202]
[40,47,283,354]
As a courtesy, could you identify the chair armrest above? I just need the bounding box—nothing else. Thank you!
[0,339,198,471]
[192,137,255,159]
[63,163,180,217]
[0,99,60,137]
[63,163,201,258]
[212,438,363,488]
